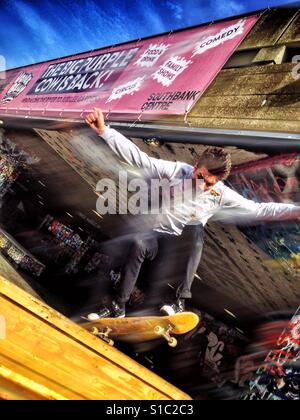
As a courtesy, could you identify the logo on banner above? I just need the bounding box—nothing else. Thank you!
[152,55,192,87]
[28,47,140,96]
[107,76,146,102]
[135,43,170,68]
[192,19,245,56]
[1,72,33,103]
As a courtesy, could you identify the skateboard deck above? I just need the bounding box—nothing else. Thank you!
[82,312,200,348]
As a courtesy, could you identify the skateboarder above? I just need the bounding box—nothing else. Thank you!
[86,108,300,318]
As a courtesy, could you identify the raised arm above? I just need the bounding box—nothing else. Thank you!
[85,108,181,180]
[214,185,300,223]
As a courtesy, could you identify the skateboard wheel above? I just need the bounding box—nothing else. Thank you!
[90,327,99,336]
[168,338,178,348]
[100,336,114,346]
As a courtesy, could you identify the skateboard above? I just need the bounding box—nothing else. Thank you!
[82,312,200,348]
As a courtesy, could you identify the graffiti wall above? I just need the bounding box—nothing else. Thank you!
[228,154,300,275]
[243,308,300,400]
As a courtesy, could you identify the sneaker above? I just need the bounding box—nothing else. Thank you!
[86,307,112,321]
[86,301,126,321]
[160,299,185,316]
[111,300,126,318]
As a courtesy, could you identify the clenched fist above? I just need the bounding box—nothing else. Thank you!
[85,108,106,136]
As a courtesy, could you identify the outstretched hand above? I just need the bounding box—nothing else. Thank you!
[85,108,106,135]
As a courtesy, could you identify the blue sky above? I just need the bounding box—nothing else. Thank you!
[0,0,299,69]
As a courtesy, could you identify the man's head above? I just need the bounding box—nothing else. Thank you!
[193,147,232,187]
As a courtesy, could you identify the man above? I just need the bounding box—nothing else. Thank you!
[86,108,300,319]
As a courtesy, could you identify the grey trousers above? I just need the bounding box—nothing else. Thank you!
[117,225,204,303]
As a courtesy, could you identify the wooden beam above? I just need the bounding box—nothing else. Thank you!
[0,276,191,400]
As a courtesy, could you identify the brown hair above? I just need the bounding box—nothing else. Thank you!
[196,147,232,181]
